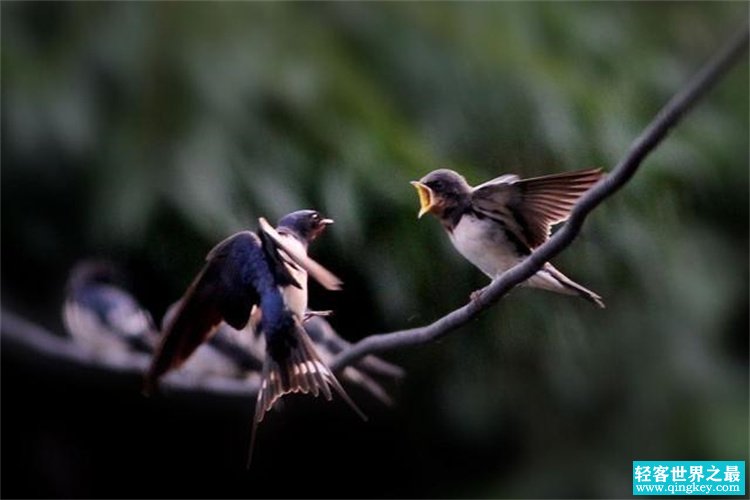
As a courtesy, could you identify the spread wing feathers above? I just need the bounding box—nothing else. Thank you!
[248,322,366,466]
[144,232,267,394]
[473,168,603,248]
[258,217,343,291]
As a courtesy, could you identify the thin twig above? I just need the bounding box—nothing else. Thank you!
[330,27,749,372]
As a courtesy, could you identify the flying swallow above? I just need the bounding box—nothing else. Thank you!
[63,260,158,356]
[143,210,365,464]
[411,168,605,307]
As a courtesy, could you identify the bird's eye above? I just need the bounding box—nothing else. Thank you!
[311,213,320,221]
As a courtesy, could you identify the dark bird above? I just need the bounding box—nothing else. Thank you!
[411,168,605,307]
[63,260,158,357]
[143,210,365,463]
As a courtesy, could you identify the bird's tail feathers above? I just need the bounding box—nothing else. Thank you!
[542,264,605,308]
[247,322,366,467]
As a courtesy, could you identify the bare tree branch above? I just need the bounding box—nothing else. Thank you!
[331,27,749,372]
[2,29,747,401]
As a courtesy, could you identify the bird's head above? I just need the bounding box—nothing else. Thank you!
[410,169,471,219]
[277,210,334,244]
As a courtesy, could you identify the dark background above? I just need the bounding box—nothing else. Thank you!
[2,2,748,498]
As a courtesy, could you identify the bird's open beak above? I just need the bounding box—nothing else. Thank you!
[410,181,435,218]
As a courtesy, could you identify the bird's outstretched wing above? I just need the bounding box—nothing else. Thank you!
[472,168,603,248]
[258,217,343,290]
[145,231,285,393]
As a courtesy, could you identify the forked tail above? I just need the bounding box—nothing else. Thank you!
[247,321,366,466]
[543,264,606,309]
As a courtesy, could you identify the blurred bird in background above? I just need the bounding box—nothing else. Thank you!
[144,210,366,463]
[411,168,605,307]
[63,260,159,361]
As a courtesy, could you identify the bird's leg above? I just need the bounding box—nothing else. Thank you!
[303,310,334,322]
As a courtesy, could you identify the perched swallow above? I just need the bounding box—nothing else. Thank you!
[411,168,605,307]
[63,260,158,356]
[143,210,365,463]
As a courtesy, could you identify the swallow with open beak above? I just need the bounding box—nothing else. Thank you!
[411,168,605,307]
[144,210,365,464]
[63,260,158,356]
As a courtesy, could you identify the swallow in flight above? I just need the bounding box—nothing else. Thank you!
[63,260,158,356]
[143,210,365,463]
[411,168,605,307]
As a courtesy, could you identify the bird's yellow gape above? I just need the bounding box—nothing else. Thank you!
[410,181,435,218]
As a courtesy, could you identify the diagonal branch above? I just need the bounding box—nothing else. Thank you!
[331,27,749,373]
